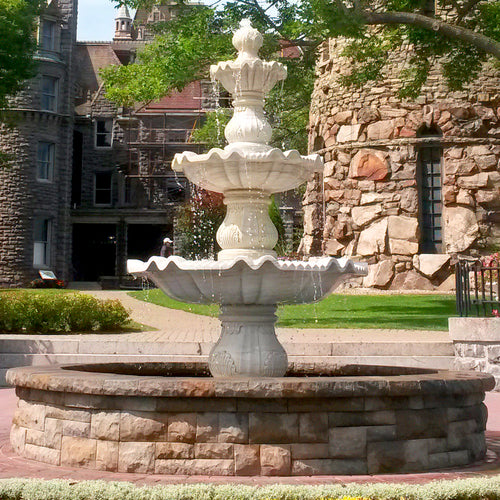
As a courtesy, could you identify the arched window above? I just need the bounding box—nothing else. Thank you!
[417,124,443,253]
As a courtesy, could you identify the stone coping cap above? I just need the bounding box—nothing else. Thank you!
[6,364,495,398]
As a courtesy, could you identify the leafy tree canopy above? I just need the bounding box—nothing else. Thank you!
[0,0,41,111]
[102,2,314,152]
[105,0,500,151]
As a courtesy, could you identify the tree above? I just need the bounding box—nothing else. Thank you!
[109,0,500,108]
[102,3,314,153]
[292,0,500,96]
[0,0,41,113]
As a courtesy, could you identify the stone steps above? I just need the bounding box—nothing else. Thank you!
[0,336,454,386]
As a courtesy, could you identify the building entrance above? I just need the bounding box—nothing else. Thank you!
[72,224,117,281]
[127,224,171,262]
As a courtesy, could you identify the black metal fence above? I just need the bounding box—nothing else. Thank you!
[456,258,500,317]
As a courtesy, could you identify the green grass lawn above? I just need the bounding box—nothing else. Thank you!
[129,289,456,331]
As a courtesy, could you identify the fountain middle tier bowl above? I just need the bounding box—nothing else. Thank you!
[127,255,368,305]
[171,148,323,194]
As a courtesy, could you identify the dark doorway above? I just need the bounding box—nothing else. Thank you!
[72,224,116,281]
[127,224,171,262]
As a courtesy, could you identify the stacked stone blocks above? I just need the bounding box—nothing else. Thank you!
[8,365,494,475]
[304,38,500,290]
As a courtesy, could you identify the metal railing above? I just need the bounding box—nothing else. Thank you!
[456,258,500,317]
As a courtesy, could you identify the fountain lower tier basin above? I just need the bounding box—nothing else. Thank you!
[127,255,368,305]
[7,363,494,476]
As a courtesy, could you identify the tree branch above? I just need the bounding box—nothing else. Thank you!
[360,10,500,59]
[238,0,288,39]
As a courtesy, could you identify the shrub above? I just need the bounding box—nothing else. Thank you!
[0,291,130,333]
[29,278,66,289]
[1,478,500,500]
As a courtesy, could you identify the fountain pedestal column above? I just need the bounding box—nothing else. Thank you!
[209,304,287,377]
[217,190,278,261]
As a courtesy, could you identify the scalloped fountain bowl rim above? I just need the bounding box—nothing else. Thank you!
[172,147,323,169]
[127,255,368,275]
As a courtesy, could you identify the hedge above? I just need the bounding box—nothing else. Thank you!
[0,478,500,500]
[0,291,130,333]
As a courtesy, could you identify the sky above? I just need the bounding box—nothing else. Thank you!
[77,0,133,41]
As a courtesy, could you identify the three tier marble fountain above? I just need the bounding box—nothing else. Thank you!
[7,22,494,476]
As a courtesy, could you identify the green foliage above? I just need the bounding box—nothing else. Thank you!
[175,190,288,259]
[102,3,314,153]
[297,0,498,97]
[191,108,232,150]
[269,195,287,255]
[0,0,41,111]
[176,188,226,260]
[101,6,235,107]
[2,477,500,500]
[107,0,500,156]
[0,290,130,333]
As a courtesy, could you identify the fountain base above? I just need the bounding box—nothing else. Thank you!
[209,305,287,377]
[7,363,495,476]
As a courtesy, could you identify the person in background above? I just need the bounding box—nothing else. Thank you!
[160,237,174,257]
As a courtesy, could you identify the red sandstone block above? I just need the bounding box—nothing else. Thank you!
[61,436,96,469]
[234,444,260,475]
[196,412,219,442]
[291,443,329,460]
[260,445,291,476]
[156,442,194,459]
[121,411,168,442]
[118,442,155,473]
[195,443,233,459]
[218,413,248,443]
[168,413,197,443]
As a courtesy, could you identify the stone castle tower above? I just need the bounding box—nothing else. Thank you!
[304,35,500,290]
[0,0,78,286]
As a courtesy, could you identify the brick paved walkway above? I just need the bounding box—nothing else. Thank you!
[0,388,499,484]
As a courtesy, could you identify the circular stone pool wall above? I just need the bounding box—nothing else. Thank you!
[6,363,495,476]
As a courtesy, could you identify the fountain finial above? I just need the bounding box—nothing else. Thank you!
[233,19,263,61]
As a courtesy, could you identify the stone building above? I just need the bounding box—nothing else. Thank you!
[0,0,78,287]
[304,35,500,290]
[0,1,208,286]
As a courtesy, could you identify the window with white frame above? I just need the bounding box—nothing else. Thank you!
[40,20,57,51]
[95,119,113,148]
[33,218,51,268]
[94,172,113,206]
[41,76,58,112]
[36,142,55,181]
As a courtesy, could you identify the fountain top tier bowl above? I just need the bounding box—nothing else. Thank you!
[172,19,323,193]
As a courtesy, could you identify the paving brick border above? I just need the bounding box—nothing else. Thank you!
[6,363,495,476]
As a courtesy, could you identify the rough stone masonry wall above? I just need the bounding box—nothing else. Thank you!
[304,39,500,290]
[10,381,489,475]
[0,0,78,287]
